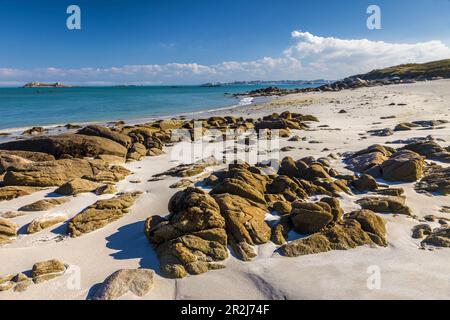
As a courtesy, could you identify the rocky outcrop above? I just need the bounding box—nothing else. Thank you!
[67,192,141,237]
[280,210,387,257]
[352,174,378,192]
[27,213,68,234]
[92,269,154,300]
[0,218,17,244]
[0,134,127,159]
[356,196,411,215]
[0,150,55,162]
[19,198,68,211]
[32,259,67,284]
[145,188,227,278]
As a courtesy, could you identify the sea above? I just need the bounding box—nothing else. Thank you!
[0,84,320,132]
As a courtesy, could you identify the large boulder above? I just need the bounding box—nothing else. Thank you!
[3,159,129,187]
[379,150,425,182]
[290,202,334,234]
[92,269,154,300]
[77,125,132,148]
[145,188,227,278]
[32,259,66,284]
[27,213,68,234]
[0,134,127,159]
[345,145,394,173]
[67,192,141,237]
[213,193,271,261]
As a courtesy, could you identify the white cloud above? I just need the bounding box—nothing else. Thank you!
[1,31,449,85]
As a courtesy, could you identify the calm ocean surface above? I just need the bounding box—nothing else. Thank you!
[0,84,319,130]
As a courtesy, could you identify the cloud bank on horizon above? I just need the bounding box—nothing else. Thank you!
[1,31,450,86]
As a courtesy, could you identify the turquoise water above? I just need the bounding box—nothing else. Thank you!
[0,84,318,130]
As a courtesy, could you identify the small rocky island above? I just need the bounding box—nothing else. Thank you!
[22,82,72,88]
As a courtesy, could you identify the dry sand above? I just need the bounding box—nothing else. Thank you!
[0,80,449,300]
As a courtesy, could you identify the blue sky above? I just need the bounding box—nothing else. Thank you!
[0,0,449,84]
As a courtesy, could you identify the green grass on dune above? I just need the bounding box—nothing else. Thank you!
[354,59,450,80]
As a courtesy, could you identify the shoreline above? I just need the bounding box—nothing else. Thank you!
[0,79,449,300]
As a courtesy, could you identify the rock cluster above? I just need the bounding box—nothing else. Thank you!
[0,259,67,293]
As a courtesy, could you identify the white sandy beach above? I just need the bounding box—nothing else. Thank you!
[1,80,449,300]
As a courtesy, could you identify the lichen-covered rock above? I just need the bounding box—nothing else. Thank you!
[92,269,154,300]
[290,202,334,234]
[77,125,132,148]
[0,150,55,162]
[346,210,387,246]
[67,192,141,237]
[145,188,228,278]
[380,150,425,182]
[0,186,42,201]
[357,196,411,215]
[211,163,270,208]
[352,174,378,192]
[19,198,68,211]
[54,178,104,195]
[213,193,271,261]
[271,200,292,216]
[27,213,68,234]
[0,218,17,244]
[266,176,308,202]
[415,164,450,196]
[32,259,66,284]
